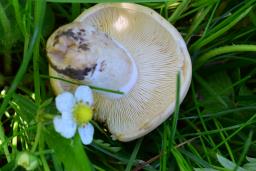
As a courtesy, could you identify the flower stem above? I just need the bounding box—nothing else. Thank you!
[40,75,124,94]
[31,122,42,153]
[39,124,50,171]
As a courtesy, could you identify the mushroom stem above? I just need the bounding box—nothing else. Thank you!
[97,39,138,99]
[47,22,138,99]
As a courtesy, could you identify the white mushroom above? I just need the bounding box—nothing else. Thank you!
[47,3,192,142]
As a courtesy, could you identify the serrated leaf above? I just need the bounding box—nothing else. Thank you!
[44,127,92,171]
[243,162,256,171]
[217,154,246,171]
[39,98,53,109]
[197,71,234,113]
[11,94,38,122]
[72,134,93,171]
[208,72,234,96]
[246,157,256,163]
[94,139,121,153]
[243,157,256,171]
[200,71,234,100]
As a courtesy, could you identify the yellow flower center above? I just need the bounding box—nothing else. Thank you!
[73,102,93,125]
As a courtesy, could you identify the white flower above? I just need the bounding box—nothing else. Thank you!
[53,86,94,145]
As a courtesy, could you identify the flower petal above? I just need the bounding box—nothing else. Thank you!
[74,86,93,106]
[53,116,77,138]
[78,123,94,145]
[55,92,75,113]
[61,111,73,121]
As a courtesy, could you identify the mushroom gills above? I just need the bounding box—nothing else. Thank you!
[47,22,138,99]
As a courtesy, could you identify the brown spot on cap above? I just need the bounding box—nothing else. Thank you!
[79,43,89,51]
[50,62,97,80]
[99,60,106,72]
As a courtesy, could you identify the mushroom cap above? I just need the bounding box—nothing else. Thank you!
[47,22,138,98]
[47,3,192,142]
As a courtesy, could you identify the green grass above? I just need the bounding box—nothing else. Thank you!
[1,0,256,170]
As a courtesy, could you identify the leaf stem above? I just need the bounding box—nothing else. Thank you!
[31,122,42,153]
[39,125,51,171]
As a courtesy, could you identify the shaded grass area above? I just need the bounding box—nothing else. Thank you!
[0,0,256,170]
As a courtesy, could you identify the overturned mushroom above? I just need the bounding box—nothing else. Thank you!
[47,3,192,142]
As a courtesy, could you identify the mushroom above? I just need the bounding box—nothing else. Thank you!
[47,22,137,99]
[46,3,192,142]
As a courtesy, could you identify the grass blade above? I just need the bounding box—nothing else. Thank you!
[168,0,190,23]
[190,6,253,51]
[194,45,256,70]
[125,138,143,171]
[0,1,46,118]
[170,72,181,144]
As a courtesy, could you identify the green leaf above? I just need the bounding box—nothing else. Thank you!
[0,1,21,49]
[39,98,53,109]
[11,94,38,122]
[73,134,93,171]
[0,0,44,118]
[238,85,256,106]
[243,157,256,171]
[180,149,212,168]
[243,162,256,171]
[94,139,121,153]
[205,71,234,97]
[195,72,233,112]
[246,157,256,163]
[185,6,212,41]
[216,154,246,171]
[0,159,16,171]
[194,168,218,171]
[171,148,193,171]
[168,0,190,23]
[42,5,55,37]
[125,138,143,171]
[195,45,256,70]
[44,127,92,171]
[191,3,253,51]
